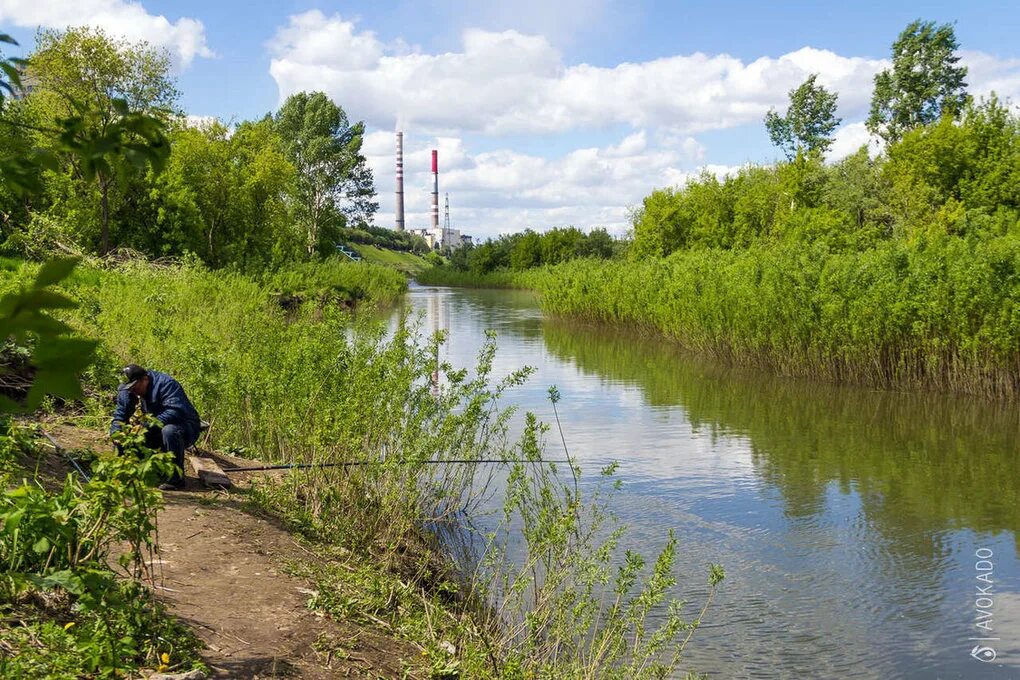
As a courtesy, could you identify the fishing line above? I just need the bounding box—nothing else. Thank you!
[221,459,576,473]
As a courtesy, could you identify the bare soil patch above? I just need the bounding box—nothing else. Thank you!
[33,421,421,679]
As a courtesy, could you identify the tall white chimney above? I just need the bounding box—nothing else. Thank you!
[395,132,405,231]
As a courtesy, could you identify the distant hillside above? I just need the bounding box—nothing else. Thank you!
[353,244,431,274]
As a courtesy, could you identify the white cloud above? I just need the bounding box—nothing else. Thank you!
[962,50,1020,105]
[269,11,891,136]
[270,12,1020,139]
[364,129,727,239]
[267,11,1020,240]
[0,0,213,67]
[826,121,883,161]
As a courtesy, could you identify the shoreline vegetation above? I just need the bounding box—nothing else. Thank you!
[418,95,1020,399]
[0,24,723,676]
[2,256,723,678]
[419,21,1018,400]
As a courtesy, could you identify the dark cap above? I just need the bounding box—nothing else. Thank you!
[120,364,147,390]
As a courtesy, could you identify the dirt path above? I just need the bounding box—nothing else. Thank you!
[39,423,419,679]
[154,490,414,679]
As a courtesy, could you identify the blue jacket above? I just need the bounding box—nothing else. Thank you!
[110,369,201,435]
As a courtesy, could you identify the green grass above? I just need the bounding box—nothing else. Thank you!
[259,255,408,305]
[415,266,536,289]
[354,244,430,274]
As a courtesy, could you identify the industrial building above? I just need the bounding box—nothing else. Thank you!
[395,133,473,250]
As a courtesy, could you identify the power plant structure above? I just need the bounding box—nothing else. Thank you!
[431,149,440,232]
[397,131,472,250]
[394,132,405,231]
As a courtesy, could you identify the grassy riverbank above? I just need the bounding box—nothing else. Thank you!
[356,243,432,274]
[416,266,532,289]
[421,227,1020,398]
[3,256,722,678]
[420,98,1020,399]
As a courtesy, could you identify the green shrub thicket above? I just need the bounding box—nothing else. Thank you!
[532,230,1020,395]
[442,227,619,276]
[422,99,1020,396]
[36,260,722,678]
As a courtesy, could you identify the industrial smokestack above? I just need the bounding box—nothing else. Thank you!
[395,132,405,231]
[431,149,439,232]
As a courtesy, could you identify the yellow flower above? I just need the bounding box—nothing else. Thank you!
[161,653,170,664]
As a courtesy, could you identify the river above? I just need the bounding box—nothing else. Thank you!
[395,282,1020,679]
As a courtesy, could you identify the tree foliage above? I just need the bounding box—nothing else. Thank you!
[0,30,397,269]
[446,227,618,275]
[764,74,841,159]
[274,92,378,257]
[867,19,969,143]
[633,97,1017,258]
[23,27,177,253]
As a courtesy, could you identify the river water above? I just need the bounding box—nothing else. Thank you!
[396,283,1020,679]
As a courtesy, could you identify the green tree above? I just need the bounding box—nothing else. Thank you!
[510,230,542,270]
[145,120,298,266]
[274,92,377,257]
[764,74,841,159]
[578,227,615,259]
[541,227,585,264]
[866,20,969,144]
[24,27,177,253]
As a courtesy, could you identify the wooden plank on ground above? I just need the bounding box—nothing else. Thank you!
[188,455,232,489]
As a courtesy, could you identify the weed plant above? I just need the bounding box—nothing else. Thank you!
[258,255,407,306]
[0,418,205,678]
[416,266,530,289]
[41,259,725,677]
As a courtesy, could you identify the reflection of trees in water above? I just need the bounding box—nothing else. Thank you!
[416,287,546,342]
[542,318,1020,552]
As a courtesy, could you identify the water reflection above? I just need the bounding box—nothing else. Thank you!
[542,318,1020,541]
[400,284,1020,679]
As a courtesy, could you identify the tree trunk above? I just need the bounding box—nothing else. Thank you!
[208,218,216,265]
[100,176,110,254]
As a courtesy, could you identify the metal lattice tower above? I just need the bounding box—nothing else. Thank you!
[443,193,451,232]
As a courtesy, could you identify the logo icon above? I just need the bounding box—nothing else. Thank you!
[971,645,997,663]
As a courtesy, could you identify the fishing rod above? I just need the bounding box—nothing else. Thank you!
[221,458,576,473]
[39,429,92,482]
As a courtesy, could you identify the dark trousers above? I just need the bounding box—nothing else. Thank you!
[144,423,198,486]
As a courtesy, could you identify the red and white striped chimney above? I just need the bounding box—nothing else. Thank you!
[430,149,439,231]
[395,132,405,231]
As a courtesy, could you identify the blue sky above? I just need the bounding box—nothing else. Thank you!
[2,1,1018,237]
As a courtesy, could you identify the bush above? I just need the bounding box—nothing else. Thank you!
[0,418,204,678]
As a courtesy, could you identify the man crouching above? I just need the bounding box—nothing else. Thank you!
[110,364,202,491]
